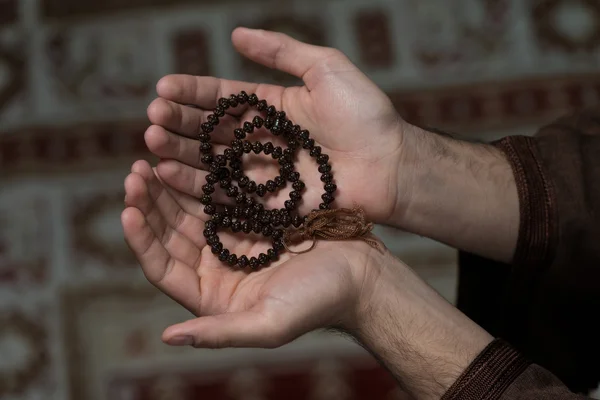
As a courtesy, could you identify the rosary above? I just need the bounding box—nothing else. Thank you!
[199,91,379,270]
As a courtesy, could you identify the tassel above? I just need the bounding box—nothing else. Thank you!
[283,205,383,254]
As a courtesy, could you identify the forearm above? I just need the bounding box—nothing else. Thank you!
[352,253,494,399]
[392,126,519,263]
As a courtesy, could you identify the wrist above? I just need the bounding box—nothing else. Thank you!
[390,125,519,262]
[353,254,494,399]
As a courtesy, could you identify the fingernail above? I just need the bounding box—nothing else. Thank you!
[167,335,194,346]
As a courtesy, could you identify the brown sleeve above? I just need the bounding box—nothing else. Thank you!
[455,108,600,393]
[442,339,591,400]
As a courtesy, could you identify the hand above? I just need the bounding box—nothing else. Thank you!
[145,27,408,224]
[122,160,384,348]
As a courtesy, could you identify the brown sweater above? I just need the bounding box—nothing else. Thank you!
[444,108,600,399]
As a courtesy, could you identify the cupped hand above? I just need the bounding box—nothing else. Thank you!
[145,27,408,223]
[122,160,383,348]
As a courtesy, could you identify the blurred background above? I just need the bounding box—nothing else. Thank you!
[1,0,599,399]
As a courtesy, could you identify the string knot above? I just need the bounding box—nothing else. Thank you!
[283,205,383,254]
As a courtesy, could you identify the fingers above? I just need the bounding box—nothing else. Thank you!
[231,27,348,90]
[127,160,207,249]
[162,309,292,349]
[121,206,202,314]
[147,98,237,144]
[155,75,285,117]
[145,125,230,169]
[156,160,234,207]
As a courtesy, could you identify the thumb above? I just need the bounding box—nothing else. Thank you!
[231,27,350,89]
[162,310,293,349]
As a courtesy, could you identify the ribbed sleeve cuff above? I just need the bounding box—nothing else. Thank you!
[441,339,530,400]
[493,136,557,269]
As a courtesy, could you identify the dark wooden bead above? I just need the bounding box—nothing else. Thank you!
[198,133,210,142]
[211,242,223,254]
[228,95,239,107]
[266,105,276,116]
[263,142,274,154]
[264,116,274,129]
[243,121,254,133]
[215,155,227,166]
[246,181,257,193]
[249,257,259,269]
[321,193,334,204]
[231,220,242,233]
[266,180,277,192]
[292,181,305,191]
[218,98,230,109]
[272,229,284,240]
[318,164,332,173]
[252,221,262,234]
[271,213,281,226]
[271,122,282,135]
[238,255,249,267]
[242,221,252,233]
[232,206,242,218]
[204,204,216,215]
[320,172,333,183]
[274,176,285,187]
[203,228,215,238]
[310,146,322,157]
[242,141,253,153]
[275,111,286,119]
[257,99,267,111]
[199,142,212,153]
[256,184,267,197]
[221,216,232,227]
[234,128,246,139]
[253,116,264,128]
[298,130,310,141]
[261,225,273,237]
[227,186,239,197]
[281,214,292,227]
[232,169,243,180]
[258,253,269,265]
[227,254,238,266]
[205,220,217,230]
[201,154,213,164]
[284,200,296,210]
[319,203,329,210]
[317,154,329,165]
[288,172,300,182]
[252,142,263,154]
[200,195,212,205]
[267,248,278,260]
[292,215,303,228]
[201,122,214,133]
[218,248,230,262]
[287,139,298,149]
[206,174,218,184]
[214,106,226,117]
[273,240,284,252]
[324,183,337,193]
[260,211,271,224]
[237,91,249,104]
[272,147,283,159]
[252,203,264,214]
[219,179,231,189]
[207,114,219,125]
[302,138,315,150]
[224,149,235,160]
[248,94,259,106]
[238,176,249,187]
[235,193,246,204]
[211,212,223,224]
[289,191,301,201]
[207,235,220,246]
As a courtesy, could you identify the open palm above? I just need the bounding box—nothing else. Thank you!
[122,160,378,347]
[145,28,406,223]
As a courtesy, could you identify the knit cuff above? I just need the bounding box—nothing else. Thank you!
[493,136,557,269]
[441,339,530,400]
